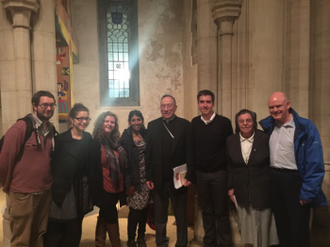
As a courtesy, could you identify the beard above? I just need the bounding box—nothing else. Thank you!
[36,110,53,122]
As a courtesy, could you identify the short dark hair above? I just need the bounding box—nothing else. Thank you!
[197,90,215,102]
[235,109,258,133]
[31,90,56,105]
[161,95,177,106]
[70,103,89,118]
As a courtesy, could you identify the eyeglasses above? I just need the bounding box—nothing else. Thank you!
[38,103,56,109]
[74,117,91,122]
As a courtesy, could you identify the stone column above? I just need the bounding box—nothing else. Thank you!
[0,0,39,131]
[211,0,241,118]
[31,0,58,126]
[197,0,218,109]
[0,1,39,246]
[284,0,311,117]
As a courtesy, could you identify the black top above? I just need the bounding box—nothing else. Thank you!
[51,129,92,208]
[191,114,233,173]
[120,126,147,191]
[226,129,271,208]
[161,119,176,180]
[146,116,193,194]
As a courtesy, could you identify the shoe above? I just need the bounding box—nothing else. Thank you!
[137,238,147,247]
[127,239,137,247]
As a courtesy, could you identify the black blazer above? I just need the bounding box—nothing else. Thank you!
[146,116,192,194]
[89,139,104,206]
[226,129,271,209]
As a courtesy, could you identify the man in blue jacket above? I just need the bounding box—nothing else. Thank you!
[259,91,326,247]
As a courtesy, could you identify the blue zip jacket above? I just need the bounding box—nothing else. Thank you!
[259,108,327,207]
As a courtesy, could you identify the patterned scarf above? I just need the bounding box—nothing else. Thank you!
[100,135,127,190]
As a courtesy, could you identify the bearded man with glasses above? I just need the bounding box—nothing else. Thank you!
[0,90,57,247]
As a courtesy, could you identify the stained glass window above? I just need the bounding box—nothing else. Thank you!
[98,0,139,106]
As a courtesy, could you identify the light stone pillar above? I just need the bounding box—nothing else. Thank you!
[197,0,218,109]
[211,0,241,119]
[1,0,39,131]
[31,0,58,127]
[284,0,310,117]
[0,1,39,246]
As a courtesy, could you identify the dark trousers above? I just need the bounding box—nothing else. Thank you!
[270,168,311,247]
[196,170,231,247]
[154,181,187,247]
[43,217,83,247]
[127,206,149,240]
[99,191,120,224]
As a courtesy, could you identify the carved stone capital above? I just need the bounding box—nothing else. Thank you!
[211,0,242,36]
[1,0,39,29]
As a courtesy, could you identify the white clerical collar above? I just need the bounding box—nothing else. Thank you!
[162,115,176,124]
[201,112,216,125]
[239,131,255,143]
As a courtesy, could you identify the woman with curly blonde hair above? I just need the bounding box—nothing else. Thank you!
[89,111,127,247]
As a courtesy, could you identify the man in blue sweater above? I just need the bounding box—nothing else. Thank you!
[190,90,233,247]
[259,91,326,247]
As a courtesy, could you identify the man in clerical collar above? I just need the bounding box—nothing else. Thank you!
[146,95,193,247]
[260,92,326,247]
[190,89,233,247]
[0,90,57,246]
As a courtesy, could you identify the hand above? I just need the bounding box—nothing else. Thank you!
[125,186,135,196]
[146,181,154,190]
[183,179,191,187]
[300,199,310,206]
[228,189,236,204]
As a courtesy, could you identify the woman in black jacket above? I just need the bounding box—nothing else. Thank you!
[121,110,150,247]
[44,103,93,247]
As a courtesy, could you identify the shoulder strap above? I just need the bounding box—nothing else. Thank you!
[16,117,36,161]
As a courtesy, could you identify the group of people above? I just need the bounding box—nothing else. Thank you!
[0,89,326,247]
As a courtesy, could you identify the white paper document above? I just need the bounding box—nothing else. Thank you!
[173,164,187,189]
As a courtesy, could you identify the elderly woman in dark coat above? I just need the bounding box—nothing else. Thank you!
[227,109,278,247]
[121,110,150,247]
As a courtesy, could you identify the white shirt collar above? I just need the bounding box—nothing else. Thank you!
[32,113,53,136]
[239,131,255,143]
[201,112,216,125]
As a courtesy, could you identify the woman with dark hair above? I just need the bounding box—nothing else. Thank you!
[44,103,93,247]
[121,110,150,247]
[90,111,127,247]
[226,109,278,247]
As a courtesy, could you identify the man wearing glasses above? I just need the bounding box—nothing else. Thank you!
[0,90,57,247]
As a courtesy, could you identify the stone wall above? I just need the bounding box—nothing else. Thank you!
[71,0,185,132]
